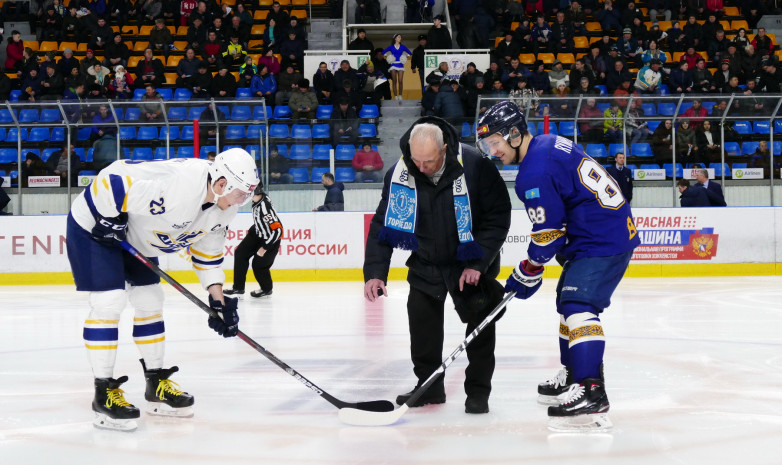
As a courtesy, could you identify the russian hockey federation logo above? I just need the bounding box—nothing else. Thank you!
[692,236,714,258]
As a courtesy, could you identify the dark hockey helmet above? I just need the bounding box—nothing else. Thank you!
[475,100,528,157]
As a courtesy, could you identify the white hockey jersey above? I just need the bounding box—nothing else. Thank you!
[70,158,238,289]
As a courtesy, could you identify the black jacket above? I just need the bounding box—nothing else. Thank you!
[317,182,345,211]
[364,116,511,297]
[606,165,633,203]
[680,185,710,207]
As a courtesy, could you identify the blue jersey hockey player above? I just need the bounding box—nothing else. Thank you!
[476,101,639,432]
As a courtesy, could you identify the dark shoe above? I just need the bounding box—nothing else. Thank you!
[465,395,490,414]
[395,385,446,407]
[250,289,273,298]
[223,288,244,295]
[548,378,609,417]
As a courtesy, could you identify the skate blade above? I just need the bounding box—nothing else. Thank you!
[145,402,194,418]
[547,413,613,433]
[537,394,563,405]
[93,413,138,432]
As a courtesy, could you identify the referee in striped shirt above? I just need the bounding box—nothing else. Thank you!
[225,182,284,298]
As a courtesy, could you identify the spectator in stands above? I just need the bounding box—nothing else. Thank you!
[89,16,114,53]
[433,79,465,119]
[62,82,84,124]
[482,60,501,89]
[678,179,710,207]
[648,0,672,21]
[670,61,694,94]
[104,34,130,70]
[626,100,650,145]
[142,0,163,22]
[707,29,729,65]
[202,30,223,70]
[597,0,620,35]
[40,64,65,100]
[676,119,697,164]
[740,79,766,116]
[509,77,539,113]
[263,18,281,51]
[382,34,412,100]
[47,145,82,187]
[695,169,726,206]
[108,64,133,99]
[41,6,63,41]
[279,31,304,70]
[641,40,667,66]
[613,77,635,108]
[667,21,685,52]
[333,78,363,114]
[0,69,10,101]
[606,60,634,93]
[575,76,599,96]
[187,16,207,53]
[512,18,533,53]
[198,102,226,148]
[210,63,237,98]
[721,43,743,78]
[347,28,374,54]
[635,59,662,94]
[501,57,530,88]
[459,62,483,91]
[148,18,173,61]
[606,152,633,203]
[680,47,703,70]
[411,34,427,93]
[616,28,639,66]
[4,31,24,72]
[603,102,623,143]
[465,78,489,116]
[531,14,553,52]
[529,60,551,94]
[732,28,750,52]
[566,1,587,35]
[645,22,667,46]
[313,62,334,105]
[682,100,708,128]
[701,13,720,46]
[333,59,359,92]
[62,8,85,42]
[313,172,345,211]
[722,74,741,94]
[749,140,778,178]
[426,61,450,87]
[713,59,732,91]
[141,84,163,122]
[605,46,625,74]
[758,60,781,92]
[57,49,80,78]
[594,34,616,56]
[421,80,439,115]
[652,119,673,164]
[222,33,248,71]
[135,48,165,89]
[584,45,609,84]
[693,58,716,93]
[696,120,722,165]
[275,65,303,106]
[87,63,110,90]
[486,78,508,99]
[288,78,318,119]
[578,97,604,142]
[21,152,49,187]
[352,143,384,182]
[569,59,593,89]
[238,56,258,87]
[228,15,250,51]
[682,15,703,50]
[355,0,381,23]
[22,67,44,102]
[494,31,520,64]
[190,61,212,98]
[90,104,117,143]
[550,83,573,118]
[428,15,452,49]
[268,147,293,184]
[742,45,761,79]
[548,60,569,89]
[358,60,388,109]
[259,47,281,76]
[332,97,359,145]
[175,48,200,87]
[751,27,775,60]
[180,0,197,25]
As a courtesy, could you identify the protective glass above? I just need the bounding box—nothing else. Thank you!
[476,127,521,158]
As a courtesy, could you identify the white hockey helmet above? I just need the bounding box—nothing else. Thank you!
[208,148,259,205]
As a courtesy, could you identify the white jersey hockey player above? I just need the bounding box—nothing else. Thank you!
[65,148,259,431]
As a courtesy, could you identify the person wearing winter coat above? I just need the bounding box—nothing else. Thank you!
[287,78,319,119]
[314,173,345,211]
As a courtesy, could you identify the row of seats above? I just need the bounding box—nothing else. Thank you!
[284,167,362,183]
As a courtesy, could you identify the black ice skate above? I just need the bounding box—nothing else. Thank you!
[250,289,272,298]
[547,378,612,432]
[141,359,195,418]
[395,383,446,407]
[92,376,140,431]
[223,288,245,296]
[537,366,572,405]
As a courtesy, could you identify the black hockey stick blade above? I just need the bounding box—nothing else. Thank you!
[339,291,516,426]
[120,241,395,413]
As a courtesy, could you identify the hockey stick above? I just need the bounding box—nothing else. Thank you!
[338,290,517,426]
[120,240,395,413]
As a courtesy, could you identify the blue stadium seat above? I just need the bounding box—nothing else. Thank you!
[678,102,692,114]
[177,146,195,158]
[49,127,65,142]
[732,162,747,170]
[289,168,309,183]
[9,90,21,102]
[188,106,206,120]
[312,144,332,160]
[335,144,356,160]
[0,128,6,141]
[0,170,5,176]
[625,163,637,171]
[125,108,141,121]
[593,85,607,95]
[596,103,610,113]
[753,121,770,135]
[631,143,652,157]
[235,87,252,99]
[358,123,377,137]
[28,127,50,142]
[657,102,676,115]
[723,141,740,157]
[79,170,98,177]
[775,120,782,134]
[200,146,217,158]
[709,162,730,177]
[75,127,91,141]
[289,144,311,160]
[180,126,194,140]
[0,109,14,124]
[112,108,124,121]
[311,167,330,183]
[173,88,192,101]
[641,103,657,116]
[86,147,94,162]
[133,147,154,160]
[231,106,251,121]
[73,148,86,162]
[39,108,62,122]
[359,104,379,118]
[269,124,289,138]
[252,106,269,120]
[291,124,312,139]
[167,106,187,121]
[461,122,472,138]
[275,145,288,158]
[42,148,59,162]
[154,147,174,159]
[701,101,716,113]
[585,144,607,159]
[312,124,330,138]
[732,120,752,136]
[160,126,179,140]
[272,106,292,119]
[663,163,683,178]
[217,105,229,116]
[536,121,558,135]
[774,141,782,156]
[137,126,158,140]
[9,171,18,182]
[0,149,16,163]
[316,105,333,119]
[119,126,136,140]
[246,125,265,139]
[245,145,261,158]
[658,84,669,95]
[157,88,173,101]
[646,120,661,132]
[608,143,625,158]
[741,142,759,155]
[225,125,246,139]
[559,121,580,137]
[132,88,146,101]
[335,167,356,182]
[18,109,39,123]
[6,128,27,142]
[640,163,660,170]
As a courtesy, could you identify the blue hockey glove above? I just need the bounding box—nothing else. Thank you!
[91,213,128,246]
[208,295,240,337]
[505,260,544,299]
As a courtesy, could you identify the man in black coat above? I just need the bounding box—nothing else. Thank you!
[678,179,710,207]
[363,117,512,415]
[606,152,633,204]
[695,168,727,206]
[427,15,453,50]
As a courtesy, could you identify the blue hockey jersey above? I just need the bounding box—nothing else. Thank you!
[514,134,640,264]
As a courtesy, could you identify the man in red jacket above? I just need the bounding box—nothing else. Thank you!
[352,143,384,182]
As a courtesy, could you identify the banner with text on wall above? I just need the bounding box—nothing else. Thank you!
[423,50,491,83]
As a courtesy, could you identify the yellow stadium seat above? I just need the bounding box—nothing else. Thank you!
[310,0,326,4]
[164,73,177,85]
[59,41,77,52]
[249,39,265,49]
[673,52,684,61]
[176,26,189,36]
[537,52,556,64]
[292,0,309,4]
[166,56,179,67]
[39,41,58,51]
[277,0,291,4]
[657,21,672,31]
[494,36,503,47]
[251,24,266,36]
[173,41,188,51]
[128,56,143,68]
[724,6,739,16]
[254,10,269,20]
[585,22,602,33]
[140,25,154,36]
[719,20,731,31]
[111,25,120,32]
[258,0,273,5]
[519,53,536,65]
[574,36,589,49]
[290,9,307,19]
[557,53,575,65]
[122,26,139,35]
[134,41,149,51]
[23,40,39,51]
[731,20,749,31]
[77,43,88,52]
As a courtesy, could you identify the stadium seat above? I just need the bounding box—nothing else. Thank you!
[269,124,289,138]
[640,163,661,170]
[0,109,14,124]
[335,167,356,183]
[289,144,311,160]
[289,168,309,183]
[174,88,193,101]
[312,124,330,138]
[9,90,21,102]
[657,102,676,115]
[594,85,607,95]
[39,108,62,122]
[335,144,355,160]
[154,147,174,159]
[73,148,86,161]
[188,106,207,120]
[42,148,59,162]
[18,109,38,123]
[701,101,717,113]
[246,125,265,139]
[180,126,194,140]
[200,146,217,158]
[641,103,657,116]
[709,162,730,177]
[658,84,669,95]
[585,144,607,159]
[753,121,770,135]
[119,127,136,140]
[236,88,252,99]
[461,122,472,138]
[275,145,289,158]
[559,121,580,137]
[358,123,377,137]
[167,106,187,121]
[774,141,782,156]
[732,120,752,136]
[28,127,50,142]
[245,145,261,158]
[312,144,332,160]
[132,88,146,101]
[646,120,661,132]
[231,106,251,121]
[775,120,782,134]
[723,141,741,157]
[225,125,246,139]
[537,121,557,135]
[608,143,625,158]
[732,162,747,170]
[133,148,154,160]
[125,108,141,121]
[252,106,270,120]
[596,103,610,113]
[678,101,692,114]
[6,128,28,142]
[79,170,97,176]
[291,124,312,139]
[272,106,292,119]
[359,104,379,118]
[137,126,158,140]
[0,149,16,163]
[316,105,333,119]
[663,163,683,178]
[311,167,329,183]
[631,143,653,157]
[160,126,180,140]
[742,141,759,155]
[50,127,65,141]
[177,146,195,158]
[157,88,173,101]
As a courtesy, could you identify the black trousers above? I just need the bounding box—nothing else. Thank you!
[405,276,504,398]
[232,227,279,292]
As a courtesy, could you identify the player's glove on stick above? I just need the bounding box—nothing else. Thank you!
[208,296,240,337]
[505,260,544,299]
[91,212,128,246]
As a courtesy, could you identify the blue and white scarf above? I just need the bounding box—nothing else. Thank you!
[379,149,483,261]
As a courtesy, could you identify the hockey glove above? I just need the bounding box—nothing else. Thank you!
[208,295,240,337]
[91,213,128,246]
[505,260,544,300]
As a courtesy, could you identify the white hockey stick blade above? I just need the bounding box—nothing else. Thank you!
[338,404,410,426]
[547,413,613,433]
